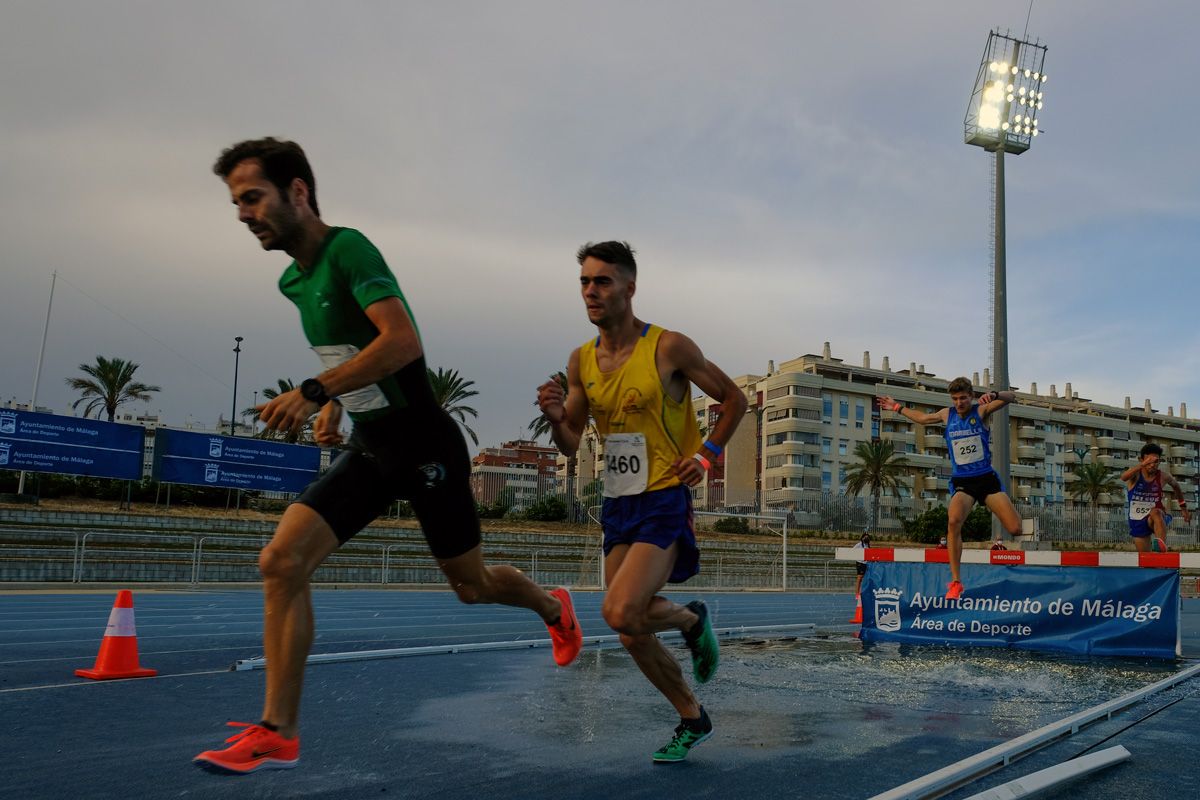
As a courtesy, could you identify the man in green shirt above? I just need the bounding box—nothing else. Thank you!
[194,138,582,775]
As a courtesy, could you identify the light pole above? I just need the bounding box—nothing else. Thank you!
[252,390,258,433]
[964,30,1048,533]
[231,337,243,436]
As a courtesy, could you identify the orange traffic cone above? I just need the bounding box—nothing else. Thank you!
[850,593,863,624]
[75,590,157,680]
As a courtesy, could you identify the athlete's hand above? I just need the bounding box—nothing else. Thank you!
[876,395,899,412]
[672,456,706,487]
[978,392,997,405]
[258,389,320,438]
[312,401,344,446]
[536,378,567,425]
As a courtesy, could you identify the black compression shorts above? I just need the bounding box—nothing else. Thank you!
[295,405,481,560]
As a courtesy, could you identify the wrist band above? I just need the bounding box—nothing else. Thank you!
[693,453,711,471]
[702,440,723,457]
[891,402,902,412]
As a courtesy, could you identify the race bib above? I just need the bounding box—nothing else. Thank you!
[603,433,648,498]
[311,344,390,413]
[951,435,985,466]
[1129,501,1155,521]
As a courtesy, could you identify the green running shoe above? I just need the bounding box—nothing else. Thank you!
[683,600,718,683]
[652,707,713,763]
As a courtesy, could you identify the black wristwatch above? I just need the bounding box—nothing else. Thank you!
[300,378,332,406]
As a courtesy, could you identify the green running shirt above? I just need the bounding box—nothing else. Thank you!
[278,227,422,421]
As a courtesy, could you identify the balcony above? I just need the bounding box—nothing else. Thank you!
[764,416,823,434]
[1015,486,1034,500]
[924,434,946,450]
[1018,426,1045,439]
[1172,463,1197,477]
[1171,445,1196,459]
[1016,445,1041,459]
[1010,463,1041,479]
[902,452,947,469]
[1096,436,1115,449]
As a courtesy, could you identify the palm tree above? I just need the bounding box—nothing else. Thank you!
[242,379,312,442]
[427,367,480,446]
[65,356,160,421]
[843,439,909,532]
[1069,461,1123,529]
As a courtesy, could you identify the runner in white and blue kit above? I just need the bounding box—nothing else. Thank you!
[1120,442,1191,552]
[878,377,1022,598]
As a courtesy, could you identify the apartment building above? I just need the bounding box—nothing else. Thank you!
[745,343,1200,511]
[471,439,560,509]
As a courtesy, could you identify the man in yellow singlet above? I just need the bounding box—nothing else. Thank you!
[536,241,746,763]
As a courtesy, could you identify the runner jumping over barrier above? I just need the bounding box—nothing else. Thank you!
[1121,442,1191,553]
[878,378,1022,599]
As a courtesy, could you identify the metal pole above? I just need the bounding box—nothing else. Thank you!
[18,271,56,495]
[782,515,789,591]
[992,146,1012,538]
[231,336,243,436]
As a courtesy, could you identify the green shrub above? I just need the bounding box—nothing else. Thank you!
[712,516,751,534]
[524,495,569,522]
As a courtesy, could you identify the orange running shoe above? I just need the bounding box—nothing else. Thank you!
[193,722,299,774]
[547,587,583,666]
[946,581,964,600]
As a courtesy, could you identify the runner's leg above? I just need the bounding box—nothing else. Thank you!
[946,491,975,585]
[258,503,341,738]
[602,542,700,718]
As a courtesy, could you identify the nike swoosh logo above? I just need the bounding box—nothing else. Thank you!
[251,747,281,758]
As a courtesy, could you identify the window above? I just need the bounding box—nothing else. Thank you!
[822,437,832,455]
[838,439,848,456]
[766,387,790,401]
[855,400,866,429]
[839,398,849,419]
[822,392,833,422]
[821,467,832,490]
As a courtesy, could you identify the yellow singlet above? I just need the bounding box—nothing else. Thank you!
[579,323,702,496]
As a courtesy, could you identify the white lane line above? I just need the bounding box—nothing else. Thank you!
[0,668,233,693]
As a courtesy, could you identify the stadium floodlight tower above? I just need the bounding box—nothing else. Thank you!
[964,29,1047,508]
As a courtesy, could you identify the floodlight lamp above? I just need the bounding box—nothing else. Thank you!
[1001,122,1010,130]
[1036,101,1043,109]
[1007,93,1014,101]
[1011,65,1018,74]
[1019,87,1026,95]
[990,61,999,72]
[1024,69,1031,77]
[1032,129,1039,136]
[1007,83,1014,91]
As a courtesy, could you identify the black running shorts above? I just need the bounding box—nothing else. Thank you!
[949,471,1005,505]
[295,406,481,560]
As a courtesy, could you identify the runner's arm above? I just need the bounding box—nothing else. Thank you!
[315,297,423,396]
[662,332,747,456]
[538,348,588,458]
[976,390,1015,420]
[660,332,747,486]
[877,395,946,425]
[259,297,421,435]
[1162,472,1193,523]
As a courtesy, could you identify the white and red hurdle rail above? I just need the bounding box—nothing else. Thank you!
[833,546,1200,570]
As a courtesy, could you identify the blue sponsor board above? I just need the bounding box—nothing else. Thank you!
[861,562,1180,659]
[0,409,144,480]
[153,429,319,493]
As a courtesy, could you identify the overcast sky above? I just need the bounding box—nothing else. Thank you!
[2,1,1198,448]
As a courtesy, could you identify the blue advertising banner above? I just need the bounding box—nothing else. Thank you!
[861,562,1180,659]
[0,409,144,480]
[152,429,320,493]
